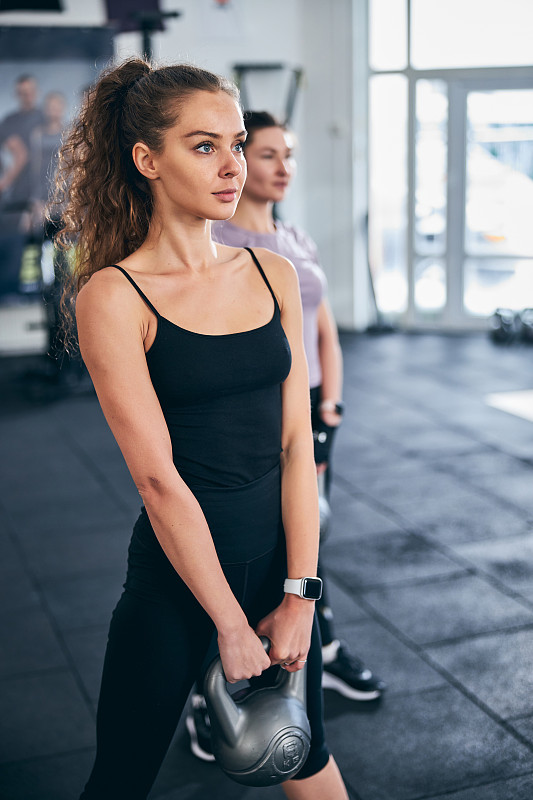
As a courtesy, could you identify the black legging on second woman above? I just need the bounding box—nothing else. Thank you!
[310,385,338,648]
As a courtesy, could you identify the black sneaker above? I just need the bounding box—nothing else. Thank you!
[322,642,386,701]
[186,694,215,762]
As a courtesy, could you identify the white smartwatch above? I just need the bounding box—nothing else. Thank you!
[284,577,323,600]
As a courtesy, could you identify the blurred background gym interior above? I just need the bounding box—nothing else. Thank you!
[1,1,533,799]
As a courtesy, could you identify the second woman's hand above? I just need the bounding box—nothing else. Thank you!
[255,593,315,673]
[217,621,271,684]
[320,408,342,428]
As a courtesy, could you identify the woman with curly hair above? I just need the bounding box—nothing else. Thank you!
[53,58,349,800]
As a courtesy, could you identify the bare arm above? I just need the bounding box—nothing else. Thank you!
[317,298,343,410]
[254,251,319,669]
[76,269,270,682]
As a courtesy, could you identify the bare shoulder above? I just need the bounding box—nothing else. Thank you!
[248,247,299,295]
[75,267,149,359]
[76,266,139,321]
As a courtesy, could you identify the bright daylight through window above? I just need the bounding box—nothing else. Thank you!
[368,0,533,327]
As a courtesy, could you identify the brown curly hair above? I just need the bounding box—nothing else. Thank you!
[51,57,240,348]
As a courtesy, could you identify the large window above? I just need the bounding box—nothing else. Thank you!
[368,75,408,314]
[368,0,533,328]
[411,0,533,70]
[463,89,533,315]
[369,0,407,71]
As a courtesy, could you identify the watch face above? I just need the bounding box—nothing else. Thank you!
[302,578,322,600]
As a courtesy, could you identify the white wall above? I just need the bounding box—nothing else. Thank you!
[1,0,372,328]
[124,0,309,230]
[301,0,368,328]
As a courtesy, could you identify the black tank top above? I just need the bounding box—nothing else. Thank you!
[111,248,292,488]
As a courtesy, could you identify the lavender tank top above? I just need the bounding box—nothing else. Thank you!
[212,220,327,388]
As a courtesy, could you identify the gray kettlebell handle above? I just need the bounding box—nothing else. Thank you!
[208,635,271,682]
[204,634,308,747]
[204,635,271,746]
[259,635,271,656]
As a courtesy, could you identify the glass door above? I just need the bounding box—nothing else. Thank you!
[462,86,533,318]
[409,78,533,328]
[412,79,449,317]
[368,0,533,329]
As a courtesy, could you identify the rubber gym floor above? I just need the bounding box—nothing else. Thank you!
[2,330,533,800]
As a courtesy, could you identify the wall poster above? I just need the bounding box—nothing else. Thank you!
[0,26,113,304]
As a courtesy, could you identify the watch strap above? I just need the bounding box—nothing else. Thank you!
[284,576,323,600]
[284,578,305,596]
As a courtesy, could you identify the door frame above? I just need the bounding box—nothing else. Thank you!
[403,67,533,330]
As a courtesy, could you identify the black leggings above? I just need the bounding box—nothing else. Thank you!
[310,386,337,647]
[80,475,329,799]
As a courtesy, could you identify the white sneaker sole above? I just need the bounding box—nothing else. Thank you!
[185,714,216,762]
[322,670,382,701]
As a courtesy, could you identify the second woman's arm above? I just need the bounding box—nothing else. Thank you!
[317,298,343,418]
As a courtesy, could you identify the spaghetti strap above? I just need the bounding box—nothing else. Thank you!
[109,265,160,318]
[243,247,279,307]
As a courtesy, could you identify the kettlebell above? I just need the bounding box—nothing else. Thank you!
[203,636,311,786]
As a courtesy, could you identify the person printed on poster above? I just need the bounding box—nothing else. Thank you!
[0,75,44,299]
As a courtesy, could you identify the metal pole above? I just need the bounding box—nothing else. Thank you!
[142,25,152,61]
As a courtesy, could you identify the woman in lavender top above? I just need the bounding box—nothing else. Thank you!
[187,113,386,764]
[213,216,330,397]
